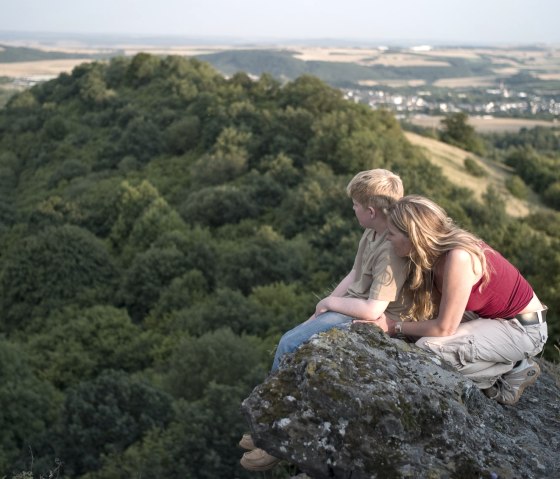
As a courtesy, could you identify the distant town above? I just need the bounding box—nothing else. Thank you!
[342,84,560,119]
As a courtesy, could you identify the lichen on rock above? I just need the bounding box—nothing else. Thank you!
[241,323,560,478]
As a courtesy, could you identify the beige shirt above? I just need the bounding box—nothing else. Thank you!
[345,228,412,321]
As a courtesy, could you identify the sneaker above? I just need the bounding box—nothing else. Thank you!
[239,433,255,450]
[240,448,281,471]
[485,358,541,406]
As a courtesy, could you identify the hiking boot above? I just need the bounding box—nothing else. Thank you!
[239,433,255,450]
[240,448,280,471]
[484,358,540,406]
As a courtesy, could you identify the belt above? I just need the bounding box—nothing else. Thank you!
[511,306,547,326]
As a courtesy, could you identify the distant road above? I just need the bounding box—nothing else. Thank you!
[407,115,558,133]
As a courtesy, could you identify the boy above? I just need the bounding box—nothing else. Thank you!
[240,168,411,471]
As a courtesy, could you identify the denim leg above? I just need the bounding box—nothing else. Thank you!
[271,312,353,371]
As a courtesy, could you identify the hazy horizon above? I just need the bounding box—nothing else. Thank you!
[2,0,559,46]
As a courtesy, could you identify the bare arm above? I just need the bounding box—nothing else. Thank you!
[315,295,390,321]
[378,249,481,337]
[330,269,357,297]
[314,267,390,321]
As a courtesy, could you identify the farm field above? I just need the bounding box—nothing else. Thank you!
[0,58,94,77]
[1,39,559,84]
[406,115,559,133]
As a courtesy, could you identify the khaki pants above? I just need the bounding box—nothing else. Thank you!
[416,314,548,389]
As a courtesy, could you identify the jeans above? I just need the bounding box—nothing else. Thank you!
[271,312,353,371]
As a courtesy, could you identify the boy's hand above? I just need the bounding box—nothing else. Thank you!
[314,297,330,317]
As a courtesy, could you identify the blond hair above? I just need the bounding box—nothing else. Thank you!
[387,195,490,321]
[346,169,404,211]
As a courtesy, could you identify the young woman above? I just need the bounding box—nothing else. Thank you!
[375,195,548,405]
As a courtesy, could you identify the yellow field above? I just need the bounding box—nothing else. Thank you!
[0,58,95,77]
[407,115,559,133]
[292,47,380,63]
[359,79,427,87]
[433,76,498,88]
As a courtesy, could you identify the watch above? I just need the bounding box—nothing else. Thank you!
[394,321,403,335]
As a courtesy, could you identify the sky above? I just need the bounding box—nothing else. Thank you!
[1,0,559,45]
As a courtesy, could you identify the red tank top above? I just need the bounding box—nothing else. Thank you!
[465,245,533,319]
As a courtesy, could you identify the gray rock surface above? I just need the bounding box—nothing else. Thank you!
[242,324,560,478]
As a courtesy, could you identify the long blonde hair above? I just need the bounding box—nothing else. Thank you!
[387,195,490,321]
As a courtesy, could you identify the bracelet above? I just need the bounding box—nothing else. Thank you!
[394,321,403,335]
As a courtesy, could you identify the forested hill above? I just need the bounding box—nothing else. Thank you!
[0,53,558,478]
[0,44,104,63]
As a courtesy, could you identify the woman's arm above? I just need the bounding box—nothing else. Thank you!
[379,249,481,337]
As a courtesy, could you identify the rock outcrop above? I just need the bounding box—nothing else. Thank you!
[241,324,560,478]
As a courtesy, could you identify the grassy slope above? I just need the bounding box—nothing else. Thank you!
[404,131,543,217]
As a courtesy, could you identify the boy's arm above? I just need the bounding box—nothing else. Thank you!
[315,296,389,321]
[329,269,357,297]
[315,239,406,321]
[309,270,357,321]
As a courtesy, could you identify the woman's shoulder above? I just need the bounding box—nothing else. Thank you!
[447,247,475,262]
[445,247,483,277]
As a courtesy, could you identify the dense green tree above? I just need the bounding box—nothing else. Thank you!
[159,287,259,337]
[281,74,344,114]
[190,127,250,186]
[125,53,162,86]
[110,180,188,263]
[0,224,118,332]
[504,146,557,192]
[164,327,268,401]
[152,228,217,284]
[66,176,123,237]
[262,106,314,165]
[180,184,258,227]
[248,282,316,335]
[275,163,348,237]
[440,112,485,155]
[77,62,117,106]
[27,195,84,230]
[150,269,209,319]
[218,225,307,294]
[82,384,257,479]
[121,246,191,322]
[42,115,68,141]
[487,125,560,153]
[0,340,61,476]
[47,158,89,188]
[25,305,153,388]
[56,369,174,476]
[164,115,201,154]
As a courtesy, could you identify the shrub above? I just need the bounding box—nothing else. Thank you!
[463,157,486,177]
[505,175,529,200]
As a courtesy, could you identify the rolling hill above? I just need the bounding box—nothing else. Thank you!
[404,131,543,217]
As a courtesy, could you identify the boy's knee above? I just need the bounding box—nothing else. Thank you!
[277,332,299,355]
